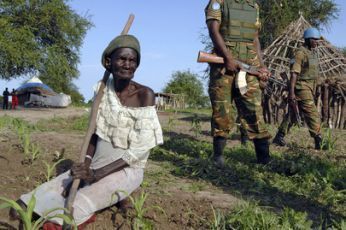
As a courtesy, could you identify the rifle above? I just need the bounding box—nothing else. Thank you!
[197,51,287,88]
[289,99,303,127]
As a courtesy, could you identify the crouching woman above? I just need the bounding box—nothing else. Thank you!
[10,34,163,229]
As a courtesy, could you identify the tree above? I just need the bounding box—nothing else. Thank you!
[0,0,92,95]
[258,0,339,47]
[200,0,339,50]
[163,70,209,108]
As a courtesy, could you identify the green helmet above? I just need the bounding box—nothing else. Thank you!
[101,34,141,69]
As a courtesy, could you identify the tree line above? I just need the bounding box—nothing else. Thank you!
[0,0,341,105]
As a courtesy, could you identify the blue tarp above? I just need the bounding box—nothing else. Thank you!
[16,82,55,93]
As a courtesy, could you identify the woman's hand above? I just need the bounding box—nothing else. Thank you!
[71,162,96,184]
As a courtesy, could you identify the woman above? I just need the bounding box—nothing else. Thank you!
[11,89,18,109]
[10,34,163,229]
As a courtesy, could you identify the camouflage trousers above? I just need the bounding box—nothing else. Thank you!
[278,80,321,137]
[208,64,271,140]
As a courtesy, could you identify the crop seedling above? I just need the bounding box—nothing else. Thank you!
[112,191,165,230]
[43,158,65,182]
[0,193,76,230]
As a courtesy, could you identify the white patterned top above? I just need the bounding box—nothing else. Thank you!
[94,77,163,168]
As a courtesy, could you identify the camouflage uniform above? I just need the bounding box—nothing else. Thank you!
[205,0,271,140]
[277,46,321,137]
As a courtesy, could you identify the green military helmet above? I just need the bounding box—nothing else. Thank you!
[101,34,141,69]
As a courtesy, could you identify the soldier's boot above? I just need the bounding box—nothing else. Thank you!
[314,134,326,150]
[253,138,271,164]
[213,136,226,167]
[272,131,286,146]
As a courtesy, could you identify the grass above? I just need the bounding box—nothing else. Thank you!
[321,128,339,152]
[190,114,202,137]
[149,132,346,228]
[1,111,345,229]
[226,201,313,230]
[35,114,89,132]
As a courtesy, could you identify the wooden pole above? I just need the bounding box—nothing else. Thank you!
[64,14,135,226]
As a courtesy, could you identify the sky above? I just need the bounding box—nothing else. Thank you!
[1,0,346,101]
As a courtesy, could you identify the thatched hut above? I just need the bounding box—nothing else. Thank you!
[263,15,346,129]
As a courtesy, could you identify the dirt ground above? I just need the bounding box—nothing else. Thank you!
[0,107,345,229]
[0,108,242,230]
[0,106,88,124]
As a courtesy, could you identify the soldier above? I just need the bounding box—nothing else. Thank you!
[205,0,272,165]
[273,28,324,150]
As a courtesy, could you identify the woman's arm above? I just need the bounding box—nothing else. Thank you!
[71,133,129,184]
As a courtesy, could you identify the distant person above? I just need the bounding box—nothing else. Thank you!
[272,28,325,150]
[2,88,9,110]
[9,34,163,229]
[11,89,18,109]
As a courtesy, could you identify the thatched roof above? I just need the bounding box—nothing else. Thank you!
[263,15,346,83]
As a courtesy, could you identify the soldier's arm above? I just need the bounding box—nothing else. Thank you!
[205,0,239,73]
[289,50,304,100]
[289,73,297,101]
[254,32,264,67]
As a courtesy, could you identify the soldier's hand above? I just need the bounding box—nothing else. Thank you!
[288,93,297,107]
[257,67,271,81]
[288,93,296,102]
[225,58,240,73]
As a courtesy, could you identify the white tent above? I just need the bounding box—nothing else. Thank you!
[28,93,72,108]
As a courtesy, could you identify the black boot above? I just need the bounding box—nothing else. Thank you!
[314,134,324,150]
[272,131,286,146]
[213,136,226,167]
[253,138,271,164]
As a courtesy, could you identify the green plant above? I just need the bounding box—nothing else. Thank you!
[13,120,42,163]
[29,143,41,162]
[0,194,76,230]
[166,115,176,133]
[113,191,165,230]
[43,158,65,182]
[321,128,338,151]
[279,207,312,229]
[190,114,202,137]
[71,114,89,131]
[22,131,31,156]
[210,206,226,230]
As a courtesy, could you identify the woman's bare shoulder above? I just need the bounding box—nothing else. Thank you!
[131,81,155,106]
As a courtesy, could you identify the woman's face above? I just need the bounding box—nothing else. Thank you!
[109,48,138,80]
